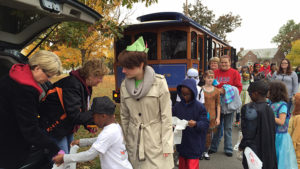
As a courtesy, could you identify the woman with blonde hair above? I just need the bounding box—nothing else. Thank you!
[209,57,220,71]
[39,58,109,154]
[0,50,62,168]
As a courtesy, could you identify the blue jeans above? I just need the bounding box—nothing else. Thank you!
[53,133,74,154]
[210,113,234,153]
[287,98,293,115]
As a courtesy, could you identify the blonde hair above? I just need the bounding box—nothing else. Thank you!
[29,50,62,76]
[78,59,109,79]
[209,57,220,65]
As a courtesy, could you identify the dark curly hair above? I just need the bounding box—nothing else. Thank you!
[247,80,269,97]
[268,81,288,103]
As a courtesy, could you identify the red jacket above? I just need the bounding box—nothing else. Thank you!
[214,68,242,94]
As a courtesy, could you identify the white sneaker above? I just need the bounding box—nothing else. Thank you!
[204,152,210,160]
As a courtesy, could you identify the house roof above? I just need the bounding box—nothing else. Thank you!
[239,48,278,59]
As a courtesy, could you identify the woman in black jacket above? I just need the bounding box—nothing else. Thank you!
[39,59,109,154]
[0,50,63,169]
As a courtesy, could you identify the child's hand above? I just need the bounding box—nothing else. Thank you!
[52,154,64,166]
[70,140,80,146]
[217,88,225,94]
[188,120,196,127]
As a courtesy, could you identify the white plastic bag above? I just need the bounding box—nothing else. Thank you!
[52,145,79,169]
[172,117,188,145]
[244,147,262,169]
[234,131,243,161]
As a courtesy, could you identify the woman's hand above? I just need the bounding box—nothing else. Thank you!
[52,154,64,166]
[70,140,79,146]
[163,153,170,157]
[188,120,196,127]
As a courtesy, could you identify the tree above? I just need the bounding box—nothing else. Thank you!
[272,20,300,55]
[286,39,300,67]
[183,0,241,42]
[22,0,158,68]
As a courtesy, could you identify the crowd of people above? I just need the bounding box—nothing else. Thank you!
[2,36,300,169]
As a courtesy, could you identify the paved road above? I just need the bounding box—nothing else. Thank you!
[174,125,244,169]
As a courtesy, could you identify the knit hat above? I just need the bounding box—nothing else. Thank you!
[90,96,116,115]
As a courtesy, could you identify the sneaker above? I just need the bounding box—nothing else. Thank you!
[208,150,216,154]
[199,153,204,160]
[225,152,233,157]
[204,152,210,160]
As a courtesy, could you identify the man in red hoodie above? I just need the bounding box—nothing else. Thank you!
[208,55,242,157]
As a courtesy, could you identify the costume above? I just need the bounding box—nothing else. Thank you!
[203,87,220,150]
[259,65,271,77]
[64,123,132,169]
[120,66,174,169]
[240,80,251,105]
[173,78,209,168]
[270,101,298,169]
[290,93,300,168]
[39,70,94,153]
[0,64,59,168]
[239,102,277,169]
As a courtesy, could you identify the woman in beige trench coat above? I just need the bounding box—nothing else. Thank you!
[118,37,174,169]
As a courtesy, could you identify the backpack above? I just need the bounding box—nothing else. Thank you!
[38,87,67,134]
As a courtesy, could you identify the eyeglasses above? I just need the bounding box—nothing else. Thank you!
[42,69,52,78]
[281,62,288,65]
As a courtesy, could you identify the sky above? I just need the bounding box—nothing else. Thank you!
[123,0,300,52]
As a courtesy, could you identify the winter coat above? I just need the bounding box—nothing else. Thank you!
[173,78,209,159]
[120,73,174,169]
[0,64,60,169]
[39,70,94,139]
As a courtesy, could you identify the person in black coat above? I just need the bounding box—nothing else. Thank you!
[239,80,277,169]
[0,50,63,169]
[39,59,109,154]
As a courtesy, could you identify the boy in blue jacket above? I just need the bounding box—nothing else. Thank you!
[173,78,209,169]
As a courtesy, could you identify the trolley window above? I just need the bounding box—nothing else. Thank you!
[115,35,131,61]
[135,32,157,60]
[198,37,203,68]
[161,30,187,59]
[212,42,216,57]
[191,31,197,59]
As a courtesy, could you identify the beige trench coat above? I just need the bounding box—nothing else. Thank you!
[120,74,174,169]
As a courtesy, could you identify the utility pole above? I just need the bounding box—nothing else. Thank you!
[185,0,188,16]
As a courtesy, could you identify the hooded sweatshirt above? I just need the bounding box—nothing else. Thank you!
[172,78,209,158]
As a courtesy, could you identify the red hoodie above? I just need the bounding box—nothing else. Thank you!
[9,64,43,95]
[214,68,242,93]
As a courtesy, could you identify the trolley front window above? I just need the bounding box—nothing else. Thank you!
[161,30,187,59]
[135,32,157,60]
[115,35,131,61]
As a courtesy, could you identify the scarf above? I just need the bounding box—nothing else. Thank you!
[125,66,155,100]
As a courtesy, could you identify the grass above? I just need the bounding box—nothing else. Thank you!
[51,74,119,169]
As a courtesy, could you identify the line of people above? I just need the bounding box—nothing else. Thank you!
[2,36,300,169]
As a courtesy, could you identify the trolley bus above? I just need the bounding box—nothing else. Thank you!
[113,12,237,103]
